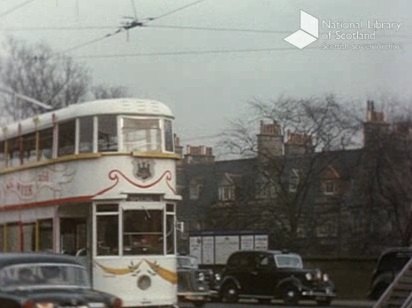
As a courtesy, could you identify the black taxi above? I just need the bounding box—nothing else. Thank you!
[0,253,122,308]
[218,250,336,305]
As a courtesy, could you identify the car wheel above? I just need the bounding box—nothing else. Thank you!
[316,298,332,306]
[282,285,300,305]
[221,282,239,303]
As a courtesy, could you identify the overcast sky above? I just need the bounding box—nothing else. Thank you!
[1,0,411,157]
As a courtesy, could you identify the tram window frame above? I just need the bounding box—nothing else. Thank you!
[98,115,118,152]
[0,225,4,252]
[6,223,21,252]
[122,208,163,255]
[166,214,175,255]
[121,117,161,153]
[79,116,94,153]
[22,132,37,164]
[96,204,120,256]
[38,219,53,252]
[22,222,36,252]
[164,119,174,152]
[38,127,54,161]
[7,137,20,167]
[0,140,5,168]
[58,120,76,157]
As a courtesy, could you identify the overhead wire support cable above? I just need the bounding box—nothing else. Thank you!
[60,0,208,54]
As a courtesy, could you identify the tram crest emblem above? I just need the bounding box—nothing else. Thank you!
[133,159,154,180]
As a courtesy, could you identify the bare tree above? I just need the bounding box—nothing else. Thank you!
[0,37,90,120]
[91,84,129,99]
[361,111,412,248]
[217,95,361,252]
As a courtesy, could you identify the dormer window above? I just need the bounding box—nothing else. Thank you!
[289,169,300,192]
[323,181,336,195]
[218,185,235,201]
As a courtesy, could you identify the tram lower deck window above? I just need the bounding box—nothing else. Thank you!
[123,210,163,255]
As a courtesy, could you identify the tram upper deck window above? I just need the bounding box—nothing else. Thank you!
[0,141,5,168]
[122,118,161,153]
[22,133,36,164]
[7,137,20,167]
[58,120,75,156]
[79,116,93,153]
[123,209,163,255]
[98,115,118,152]
[39,127,53,160]
[164,119,174,152]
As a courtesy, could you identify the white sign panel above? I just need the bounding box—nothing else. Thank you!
[201,236,215,264]
[215,235,239,264]
[240,235,254,250]
[254,234,268,250]
[189,236,202,263]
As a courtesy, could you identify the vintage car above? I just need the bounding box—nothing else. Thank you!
[0,253,122,308]
[177,255,214,307]
[218,250,336,306]
[368,247,412,300]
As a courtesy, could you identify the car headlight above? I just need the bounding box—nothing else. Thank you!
[197,272,205,282]
[305,272,313,280]
[214,273,221,281]
[316,270,322,280]
[322,273,329,282]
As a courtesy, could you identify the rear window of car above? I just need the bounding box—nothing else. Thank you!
[274,254,303,269]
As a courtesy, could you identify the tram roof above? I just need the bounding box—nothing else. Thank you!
[2,98,174,139]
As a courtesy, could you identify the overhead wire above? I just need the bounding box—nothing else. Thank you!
[0,0,36,18]
[74,46,302,59]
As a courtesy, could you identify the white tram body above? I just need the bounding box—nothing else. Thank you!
[0,98,181,307]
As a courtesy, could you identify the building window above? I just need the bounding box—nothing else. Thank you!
[189,180,202,200]
[323,181,336,195]
[316,220,338,237]
[218,185,235,201]
[289,169,300,192]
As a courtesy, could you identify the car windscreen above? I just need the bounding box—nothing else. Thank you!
[0,263,90,289]
[274,254,303,269]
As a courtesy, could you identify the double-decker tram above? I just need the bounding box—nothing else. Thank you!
[0,98,181,307]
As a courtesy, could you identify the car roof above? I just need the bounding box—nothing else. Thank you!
[0,253,82,268]
[230,250,296,255]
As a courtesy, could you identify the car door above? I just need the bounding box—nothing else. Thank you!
[249,253,274,296]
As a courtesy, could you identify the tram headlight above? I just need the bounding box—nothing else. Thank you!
[137,274,152,290]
